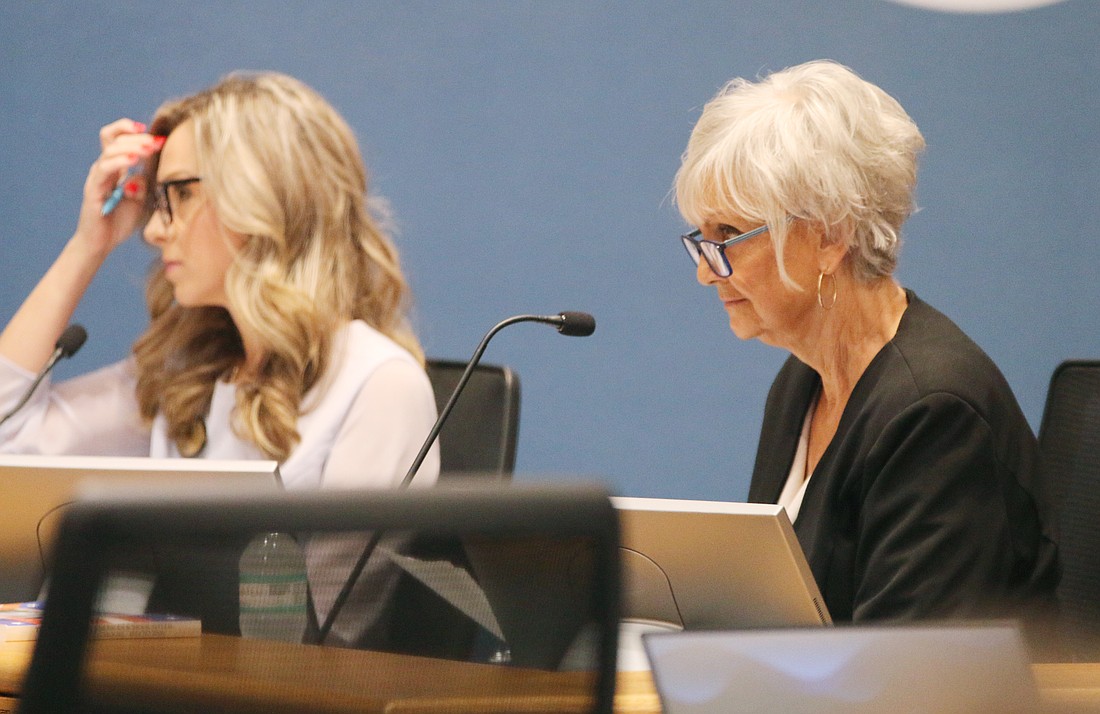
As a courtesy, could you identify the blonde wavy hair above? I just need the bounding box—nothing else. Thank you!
[675,60,925,288]
[133,72,422,459]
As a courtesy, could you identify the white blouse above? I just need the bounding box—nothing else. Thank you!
[0,320,439,491]
[776,397,816,524]
[0,320,440,644]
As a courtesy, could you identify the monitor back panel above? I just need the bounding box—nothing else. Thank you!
[612,497,829,630]
[0,455,280,602]
[644,624,1039,714]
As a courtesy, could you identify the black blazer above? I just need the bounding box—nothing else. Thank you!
[748,290,1057,622]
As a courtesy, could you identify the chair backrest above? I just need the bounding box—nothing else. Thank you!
[425,359,520,477]
[1037,360,1100,658]
[388,360,521,660]
[22,482,620,713]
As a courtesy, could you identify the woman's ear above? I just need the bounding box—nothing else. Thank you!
[817,220,851,275]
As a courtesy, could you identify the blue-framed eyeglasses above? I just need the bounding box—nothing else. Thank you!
[680,224,770,278]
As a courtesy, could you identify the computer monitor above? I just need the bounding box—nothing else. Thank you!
[21,482,621,714]
[0,454,281,602]
[643,623,1040,714]
[611,497,830,631]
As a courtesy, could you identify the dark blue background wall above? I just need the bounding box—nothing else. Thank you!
[2,1,1097,500]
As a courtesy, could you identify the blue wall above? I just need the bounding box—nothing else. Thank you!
[2,1,1097,500]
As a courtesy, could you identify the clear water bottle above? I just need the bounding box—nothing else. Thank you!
[238,531,308,642]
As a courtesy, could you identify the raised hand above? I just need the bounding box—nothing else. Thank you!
[74,118,165,259]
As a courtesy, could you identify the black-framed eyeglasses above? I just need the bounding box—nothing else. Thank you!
[680,224,770,278]
[152,177,202,226]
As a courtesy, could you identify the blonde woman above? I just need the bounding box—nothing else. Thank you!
[0,72,439,645]
[675,60,1056,622]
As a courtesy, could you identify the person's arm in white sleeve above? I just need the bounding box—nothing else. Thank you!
[322,358,441,490]
[0,356,149,456]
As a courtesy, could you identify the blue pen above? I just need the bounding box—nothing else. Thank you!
[100,163,142,216]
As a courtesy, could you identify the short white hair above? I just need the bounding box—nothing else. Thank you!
[675,60,925,286]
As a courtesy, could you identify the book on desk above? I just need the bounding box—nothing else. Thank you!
[0,602,200,643]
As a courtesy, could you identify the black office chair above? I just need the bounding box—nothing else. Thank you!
[425,358,520,478]
[376,360,522,661]
[1037,360,1100,659]
[21,483,621,713]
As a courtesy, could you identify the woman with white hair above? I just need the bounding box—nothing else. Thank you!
[675,60,1056,621]
[0,72,439,645]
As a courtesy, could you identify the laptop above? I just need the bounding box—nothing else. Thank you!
[0,454,281,603]
[643,623,1041,713]
[611,497,829,631]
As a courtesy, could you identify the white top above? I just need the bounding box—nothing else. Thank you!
[776,398,815,524]
[0,320,439,491]
[0,320,440,645]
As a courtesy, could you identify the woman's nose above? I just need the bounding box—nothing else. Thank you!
[697,257,721,287]
[143,211,167,247]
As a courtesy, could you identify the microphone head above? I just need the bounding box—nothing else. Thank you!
[56,324,88,359]
[556,311,596,337]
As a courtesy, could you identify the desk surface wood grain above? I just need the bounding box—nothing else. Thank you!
[2,635,1098,713]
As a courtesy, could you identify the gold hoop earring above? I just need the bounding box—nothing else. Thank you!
[817,271,837,310]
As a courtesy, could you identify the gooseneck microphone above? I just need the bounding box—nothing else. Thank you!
[312,311,595,644]
[402,311,594,488]
[0,324,88,429]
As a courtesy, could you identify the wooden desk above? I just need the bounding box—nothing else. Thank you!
[1032,662,1100,713]
[3,635,623,713]
[3,634,1099,713]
